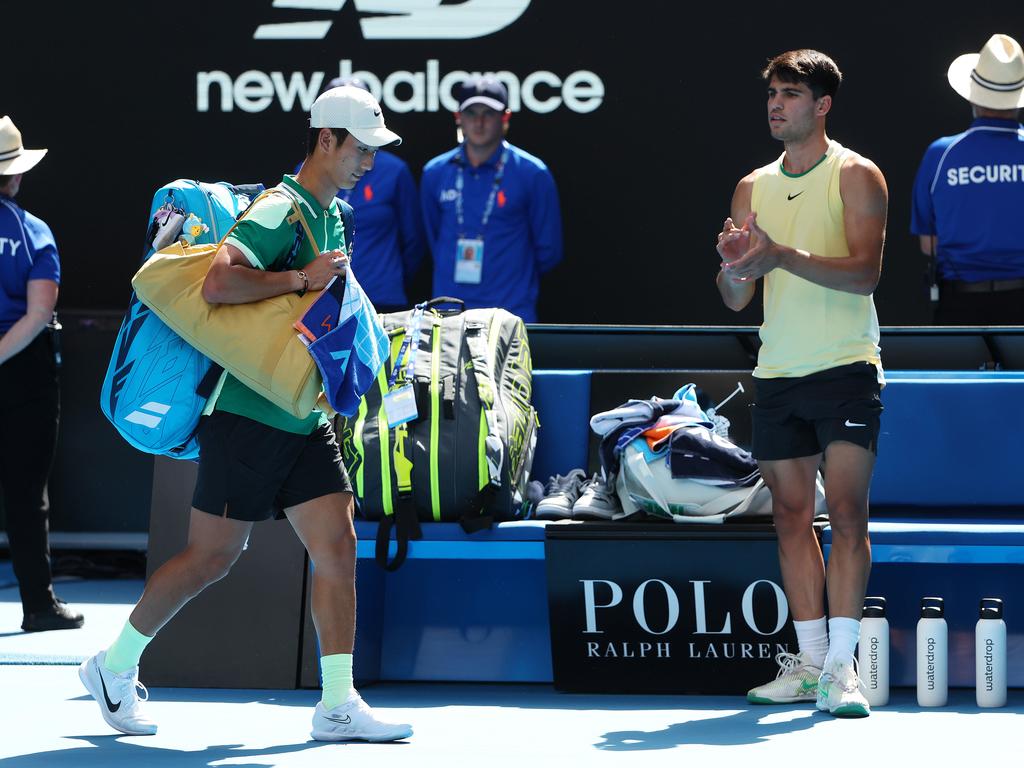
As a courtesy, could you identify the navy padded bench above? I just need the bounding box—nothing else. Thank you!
[350,368,1024,687]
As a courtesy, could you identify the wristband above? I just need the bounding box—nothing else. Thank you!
[296,270,309,297]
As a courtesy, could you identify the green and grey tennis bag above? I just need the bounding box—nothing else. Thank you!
[339,298,539,570]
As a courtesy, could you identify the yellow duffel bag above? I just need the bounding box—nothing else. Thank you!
[131,190,324,419]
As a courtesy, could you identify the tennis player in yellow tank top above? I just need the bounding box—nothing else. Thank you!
[715,50,888,718]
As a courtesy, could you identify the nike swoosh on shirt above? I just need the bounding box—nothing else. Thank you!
[787,191,803,200]
[98,665,121,713]
[844,419,867,428]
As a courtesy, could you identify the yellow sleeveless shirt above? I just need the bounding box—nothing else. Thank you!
[750,140,882,379]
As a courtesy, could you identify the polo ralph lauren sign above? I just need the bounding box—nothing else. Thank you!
[545,523,800,694]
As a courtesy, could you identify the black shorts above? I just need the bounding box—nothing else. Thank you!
[751,362,882,461]
[192,411,352,522]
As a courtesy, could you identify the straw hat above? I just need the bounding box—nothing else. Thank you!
[947,34,1024,110]
[0,116,47,176]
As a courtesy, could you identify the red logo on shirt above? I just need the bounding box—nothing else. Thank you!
[363,185,374,202]
[497,190,506,208]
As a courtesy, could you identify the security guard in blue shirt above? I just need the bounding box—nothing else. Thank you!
[911,34,1024,324]
[0,116,83,631]
[420,76,563,323]
[296,76,425,314]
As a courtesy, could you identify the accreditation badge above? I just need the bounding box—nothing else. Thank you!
[454,238,484,284]
[383,384,418,427]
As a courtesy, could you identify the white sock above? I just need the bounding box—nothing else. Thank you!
[823,617,861,669]
[793,617,828,668]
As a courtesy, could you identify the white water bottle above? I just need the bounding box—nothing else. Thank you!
[858,596,889,707]
[917,596,948,707]
[976,597,1007,708]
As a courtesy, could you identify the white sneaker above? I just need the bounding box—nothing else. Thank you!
[816,658,871,718]
[747,651,821,704]
[311,691,413,742]
[78,651,158,735]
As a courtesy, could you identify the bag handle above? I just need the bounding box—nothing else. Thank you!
[211,188,282,249]
[423,296,465,310]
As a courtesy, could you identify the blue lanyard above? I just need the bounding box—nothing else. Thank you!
[387,304,427,389]
[455,147,508,238]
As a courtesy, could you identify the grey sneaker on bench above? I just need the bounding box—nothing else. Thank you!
[535,469,587,520]
[572,474,622,520]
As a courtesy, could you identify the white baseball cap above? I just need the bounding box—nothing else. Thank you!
[310,86,402,147]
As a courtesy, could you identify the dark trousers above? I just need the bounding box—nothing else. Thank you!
[0,332,59,613]
[935,287,1024,325]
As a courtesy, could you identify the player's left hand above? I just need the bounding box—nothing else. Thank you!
[722,212,780,280]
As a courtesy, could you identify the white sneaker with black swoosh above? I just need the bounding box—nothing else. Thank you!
[78,651,158,735]
[311,691,413,742]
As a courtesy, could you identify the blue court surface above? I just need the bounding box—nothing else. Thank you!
[1,569,1021,768]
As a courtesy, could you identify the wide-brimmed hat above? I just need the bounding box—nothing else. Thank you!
[310,86,401,147]
[947,34,1024,110]
[0,116,47,176]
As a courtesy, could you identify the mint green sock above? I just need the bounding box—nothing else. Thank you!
[104,621,154,674]
[321,653,353,710]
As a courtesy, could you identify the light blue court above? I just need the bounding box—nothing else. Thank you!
[1,569,1021,768]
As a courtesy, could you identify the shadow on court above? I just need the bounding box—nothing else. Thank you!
[595,706,820,750]
[0,735,409,768]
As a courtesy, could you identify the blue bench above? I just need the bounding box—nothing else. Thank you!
[352,368,1024,687]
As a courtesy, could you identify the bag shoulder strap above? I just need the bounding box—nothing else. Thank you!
[463,315,505,491]
[338,198,355,255]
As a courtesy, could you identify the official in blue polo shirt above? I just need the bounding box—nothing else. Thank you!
[0,116,83,632]
[420,76,563,323]
[297,77,425,314]
[911,34,1024,324]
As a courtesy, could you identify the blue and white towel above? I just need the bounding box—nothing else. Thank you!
[300,270,389,416]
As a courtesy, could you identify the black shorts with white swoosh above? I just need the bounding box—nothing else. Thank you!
[750,361,882,461]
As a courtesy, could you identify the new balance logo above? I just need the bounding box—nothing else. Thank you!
[254,0,531,41]
[124,402,172,429]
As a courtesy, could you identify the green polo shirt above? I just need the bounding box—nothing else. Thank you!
[214,175,346,434]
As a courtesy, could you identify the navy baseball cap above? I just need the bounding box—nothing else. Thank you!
[456,76,509,112]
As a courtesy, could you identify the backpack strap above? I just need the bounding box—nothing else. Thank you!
[464,315,511,532]
[464,317,505,492]
[374,420,421,571]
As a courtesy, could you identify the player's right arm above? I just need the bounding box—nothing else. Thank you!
[716,173,757,311]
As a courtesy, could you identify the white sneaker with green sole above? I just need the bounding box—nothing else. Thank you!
[816,658,871,717]
[747,651,821,704]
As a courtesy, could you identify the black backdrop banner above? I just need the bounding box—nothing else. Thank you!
[545,524,799,694]
[4,2,1018,324]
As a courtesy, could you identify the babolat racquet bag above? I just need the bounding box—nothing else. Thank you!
[99,180,265,459]
[338,297,539,570]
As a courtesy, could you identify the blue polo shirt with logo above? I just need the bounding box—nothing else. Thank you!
[0,194,60,333]
[420,141,563,322]
[911,117,1024,282]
